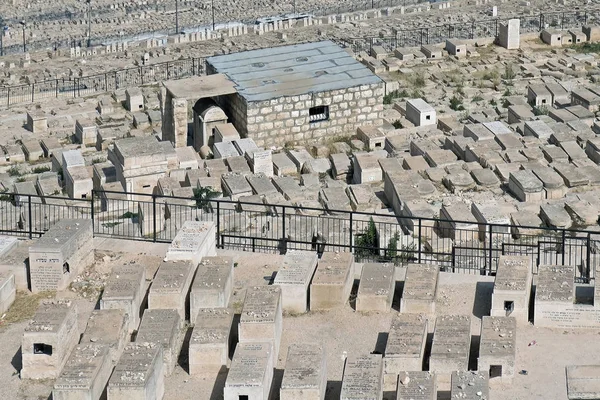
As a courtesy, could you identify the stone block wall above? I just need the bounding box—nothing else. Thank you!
[222,83,385,147]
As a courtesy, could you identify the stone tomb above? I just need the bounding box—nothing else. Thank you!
[0,273,16,315]
[239,286,283,363]
[508,170,544,202]
[80,309,130,365]
[52,344,113,400]
[274,250,318,313]
[165,221,217,266]
[224,342,274,400]
[148,260,196,322]
[533,264,600,329]
[280,343,327,400]
[478,316,517,383]
[135,309,181,376]
[29,219,94,293]
[491,255,532,324]
[400,264,438,314]
[429,315,471,388]
[340,354,384,400]
[450,371,489,399]
[383,314,428,391]
[21,300,79,379]
[100,264,146,333]
[566,365,600,400]
[356,263,395,312]
[310,251,354,310]
[190,256,234,324]
[189,308,234,375]
[108,342,165,400]
[396,371,436,400]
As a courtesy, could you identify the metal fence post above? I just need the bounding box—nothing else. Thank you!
[90,190,95,235]
[281,205,287,254]
[561,229,566,266]
[349,211,353,253]
[587,232,591,281]
[152,194,157,243]
[28,194,33,239]
[216,200,220,248]
[488,224,493,275]
[418,218,422,263]
[31,83,35,103]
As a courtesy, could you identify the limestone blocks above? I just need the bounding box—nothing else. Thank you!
[491,256,532,324]
[356,263,395,312]
[189,308,234,375]
[429,315,471,387]
[274,250,318,313]
[400,264,439,314]
[224,342,273,400]
[190,256,234,324]
[280,344,327,400]
[0,272,16,315]
[310,251,354,310]
[100,264,146,333]
[340,354,384,400]
[80,309,130,365]
[148,260,196,322]
[135,309,181,376]
[108,342,165,400]
[478,316,516,383]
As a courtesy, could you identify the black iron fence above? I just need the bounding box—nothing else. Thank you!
[339,9,593,54]
[0,190,598,279]
[0,57,205,107]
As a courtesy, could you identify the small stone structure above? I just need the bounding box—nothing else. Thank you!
[400,263,439,314]
[274,250,318,313]
[478,316,516,383]
[80,309,130,365]
[498,19,520,49]
[280,343,327,400]
[107,342,165,400]
[100,264,146,333]
[148,259,196,321]
[356,263,395,312]
[189,308,234,375]
[21,300,79,379]
[29,219,94,293]
[491,255,532,323]
[429,315,471,388]
[224,342,274,400]
[450,371,489,399]
[190,256,234,324]
[310,251,354,310]
[396,371,437,400]
[340,354,384,400]
[165,221,217,266]
[566,365,600,400]
[0,272,16,315]
[135,309,181,376]
[406,98,436,127]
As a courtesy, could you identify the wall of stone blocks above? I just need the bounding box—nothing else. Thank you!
[221,83,385,147]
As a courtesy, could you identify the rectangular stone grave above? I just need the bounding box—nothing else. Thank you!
[508,170,544,202]
[247,173,278,195]
[280,343,327,400]
[224,342,273,400]
[356,263,395,312]
[248,149,274,177]
[52,344,113,400]
[81,309,130,365]
[0,235,18,258]
[384,314,428,391]
[29,219,94,293]
[21,300,79,379]
[221,172,253,200]
[108,343,164,400]
[450,371,489,399]
[165,221,216,266]
[274,250,318,313]
[239,286,283,363]
[396,371,436,400]
[310,252,354,310]
[340,354,384,400]
[135,309,181,376]
[189,308,234,375]
[148,260,196,322]
[100,264,146,333]
[429,315,471,388]
[190,256,234,324]
[478,316,516,383]
[400,264,439,314]
[566,365,600,400]
[491,255,532,324]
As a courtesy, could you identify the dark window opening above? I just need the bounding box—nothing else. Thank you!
[490,365,502,378]
[504,301,514,316]
[34,343,52,356]
[63,262,70,274]
[541,99,546,104]
[431,54,435,58]
[81,194,87,199]
[239,396,249,400]
[425,115,431,120]
[375,142,382,147]
[309,106,329,123]
[456,48,461,52]
[142,184,151,189]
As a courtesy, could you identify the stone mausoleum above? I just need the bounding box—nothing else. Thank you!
[205,40,385,147]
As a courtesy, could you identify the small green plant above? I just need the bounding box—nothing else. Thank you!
[0,188,12,202]
[533,105,549,116]
[413,73,426,88]
[120,211,138,219]
[92,157,106,164]
[455,84,465,97]
[354,217,379,259]
[383,89,410,104]
[16,177,26,182]
[392,120,403,129]
[386,232,399,260]
[449,95,465,111]
[489,99,498,107]
[102,221,123,228]
[503,88,512,97]
[502,98,511,108]
[7,165,22,177]
[193,187,222,211]
[472,95,484,103]
[482,70,500,81]
[502,64,516,80]
[32,166,50,174]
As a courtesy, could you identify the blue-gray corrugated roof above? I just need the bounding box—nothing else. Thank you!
[206,41,382,102]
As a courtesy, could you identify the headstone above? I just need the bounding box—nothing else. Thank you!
[135,309,181,376]
[356,263,395,312]
[100,264,146,333]
[224,342,273,400]
[384,314,428,391]
[450,371,489,399]
[478,316,516,383]
[239,286,283,363]
[429,315,471,388]
[248,149,274,177]
[397,371,437,400]
[400,264,439,314]
[190,256,234,324]
[148,260,196,322]
[21,300,79,379]
[0,273,15,314]
[566,365,600,400]
[310,251,354,310]
[80,309,130,365]
[165,221,217,266]
[53,344,112,400]
[491,256,532,323]
[280,343,327,400]
[340,354,384,400]
[107,342,164,400]
[274,250,318,313]
[189,308,234,375]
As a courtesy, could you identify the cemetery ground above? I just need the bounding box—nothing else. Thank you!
[0,238,597,400]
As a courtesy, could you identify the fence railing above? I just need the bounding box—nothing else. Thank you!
[0,57,206,107]
[339,9,593,54]
[0,190,598,279]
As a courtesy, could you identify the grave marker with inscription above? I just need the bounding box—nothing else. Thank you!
[429,315,471,389]
[224,342,274,400]
[400,264,439,314]
[478,316,516,383]
[397,371,437,400]
[248,149,274,177]
[450,371,489,399]
[148,260,196,322]
[280,343,327,400]
[108,342,165,400]
[340,354,384,400]
[491,255,532,323]
[100,264,146,333]
[165,221,217,265]
[310,251,354,310]
[190,256,234,324]
[135,309,181,376]
[274,250,318,313]
[189,308,234,375]
[356,263,395,312]
[80,309,130,365]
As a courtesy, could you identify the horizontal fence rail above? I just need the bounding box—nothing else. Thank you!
[0,190,598,280]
